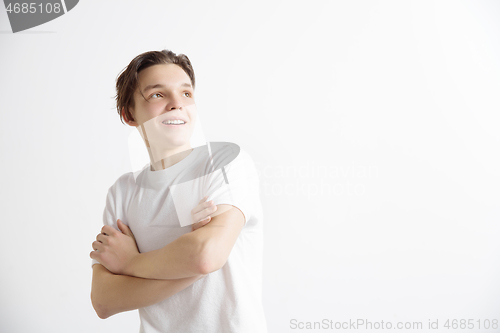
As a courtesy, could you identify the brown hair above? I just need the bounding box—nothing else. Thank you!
[115,49,196,125]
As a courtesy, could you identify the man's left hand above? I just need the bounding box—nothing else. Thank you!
[90,219,140,275]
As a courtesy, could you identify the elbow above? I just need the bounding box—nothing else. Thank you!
[196,244,226,275]
[197,259,217,275]
[188,232,228,275]
[91,293,111,319]
[96,308,111,320]
[96,310,110,320]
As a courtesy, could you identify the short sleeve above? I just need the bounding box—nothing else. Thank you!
[91,173,132,268]
[204,147,259,226]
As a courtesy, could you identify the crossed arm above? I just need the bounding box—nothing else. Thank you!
[91,264,205,319]
[90,204,245,319]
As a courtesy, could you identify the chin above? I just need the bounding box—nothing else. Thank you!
[166,139,191,150]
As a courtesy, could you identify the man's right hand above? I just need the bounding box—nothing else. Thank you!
[191,196,217,231]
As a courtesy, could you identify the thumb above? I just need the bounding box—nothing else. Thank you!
[198,195,208,204]
[117,219,132,236]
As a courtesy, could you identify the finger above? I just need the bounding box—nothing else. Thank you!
[201,204,217,218]
[101,225,116,236]
[199,216,211,227]
[117,219,126,234]
[92,241,104,252]
[117,219,133,236]
[192,196,209,214]
[193,216,211,231]
[198,195,208,204]
[191,198,214,215]
[204,200,215,208]
[191,218,207,231]
[192,204,217,223]
[96,233,108,244]
[195,217,209,227]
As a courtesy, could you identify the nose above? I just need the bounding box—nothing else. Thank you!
[166,95,183,111]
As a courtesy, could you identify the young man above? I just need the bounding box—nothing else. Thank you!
[89,50,268,333]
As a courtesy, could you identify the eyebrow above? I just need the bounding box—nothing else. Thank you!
[142,82,192,93]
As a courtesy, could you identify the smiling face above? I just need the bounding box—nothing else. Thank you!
[123,63,197,160]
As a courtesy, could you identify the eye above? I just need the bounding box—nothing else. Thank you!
[183,92,192,98]
[150,93,162,99]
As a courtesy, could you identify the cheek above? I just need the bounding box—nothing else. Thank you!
[144,106,165,121]
[190,113,197,124]
[188,105,197,119]
[186,109,197,125]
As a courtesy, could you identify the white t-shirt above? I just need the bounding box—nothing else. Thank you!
[91,143,268,333]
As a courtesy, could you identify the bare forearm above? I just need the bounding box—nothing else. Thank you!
[127,231,210,280]
[91,264,205,319]
[125,206,240,280]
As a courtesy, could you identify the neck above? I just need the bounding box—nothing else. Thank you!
[147,144,193,171]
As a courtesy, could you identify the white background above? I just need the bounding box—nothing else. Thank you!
[1,1,499,332]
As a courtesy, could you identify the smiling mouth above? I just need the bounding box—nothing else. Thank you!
[162,120,186,126]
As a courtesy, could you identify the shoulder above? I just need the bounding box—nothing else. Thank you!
[208,142,257,175]
[235,148,255,166]
[231,147,259,181]
[207,142,240,166]
[107,170,138,196]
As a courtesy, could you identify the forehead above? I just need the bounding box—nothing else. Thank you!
[137,63,190,88]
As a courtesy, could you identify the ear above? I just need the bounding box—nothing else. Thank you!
[122,107,138,126]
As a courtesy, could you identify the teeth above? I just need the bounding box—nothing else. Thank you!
[163,120,185,125]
